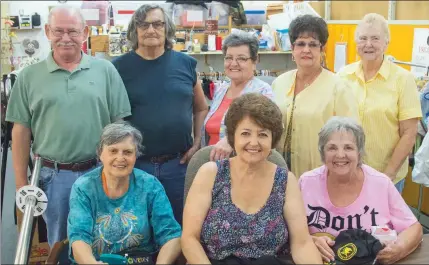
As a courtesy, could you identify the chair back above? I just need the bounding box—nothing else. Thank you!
[184,146,287,202]
[46,239,69,264]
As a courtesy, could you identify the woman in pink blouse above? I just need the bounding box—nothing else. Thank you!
[299,116,422,264]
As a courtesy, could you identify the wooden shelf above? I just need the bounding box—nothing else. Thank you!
[109,50,291,57]
[185,51,291,55]
[9,27,42,30]
[176,24,263,31]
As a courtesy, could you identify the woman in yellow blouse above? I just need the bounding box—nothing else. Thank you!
[272,15,359,178]
[337,13,422,193]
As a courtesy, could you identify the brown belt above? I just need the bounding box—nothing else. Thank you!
[41,158,97,172]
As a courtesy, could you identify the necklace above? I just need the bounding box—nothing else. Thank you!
[299,67,323,88]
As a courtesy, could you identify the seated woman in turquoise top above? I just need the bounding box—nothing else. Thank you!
[68,121,181,264]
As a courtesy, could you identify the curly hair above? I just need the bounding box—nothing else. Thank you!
[289,14,329,47]
[222,32,259,62]
[225,93,283,150]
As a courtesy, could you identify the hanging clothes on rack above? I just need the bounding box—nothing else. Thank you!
[200,74,213,100]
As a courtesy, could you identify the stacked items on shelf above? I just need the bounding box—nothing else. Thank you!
[108,26,128,56]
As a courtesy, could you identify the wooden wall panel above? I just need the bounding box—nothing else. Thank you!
[308,1,325,18]
[331,1,388,20]
[266,2,325,19]
[396,1,429,20]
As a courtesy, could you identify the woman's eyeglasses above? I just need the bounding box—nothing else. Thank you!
[224,56,251,64]
[137,21,165,30]
[293,41,322,49]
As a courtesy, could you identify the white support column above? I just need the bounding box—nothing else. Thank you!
[388,0,397,20]
[324,0,331,20]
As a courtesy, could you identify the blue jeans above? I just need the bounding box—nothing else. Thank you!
[395,178,406,194]
[39,166,95,248]
[135,157,187,225]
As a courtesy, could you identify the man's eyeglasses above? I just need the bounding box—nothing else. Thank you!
[137,21,165,30]
[224,56,251,64]
[293,41,322,49]
[49,26,83,37]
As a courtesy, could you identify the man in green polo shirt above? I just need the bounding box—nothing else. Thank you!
[5,6,131,256]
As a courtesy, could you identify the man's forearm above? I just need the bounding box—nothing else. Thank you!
[156,238,181,265]
[385,133,416,179]
[193,109,208,147]
[11,125,32,189]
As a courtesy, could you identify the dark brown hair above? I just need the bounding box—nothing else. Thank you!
[289,14,329,47]
[225,93,283,149]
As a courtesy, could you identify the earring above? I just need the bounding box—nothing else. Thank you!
[321,52,326,65]
[292,55,295,61]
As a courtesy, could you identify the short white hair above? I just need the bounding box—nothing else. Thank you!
[318,117,365,166]
[355,13,390,43]
[48,6,86,27]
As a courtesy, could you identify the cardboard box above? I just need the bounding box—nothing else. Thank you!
[29,242,50,264]
[16,210,50,264]
[90,35,109,56]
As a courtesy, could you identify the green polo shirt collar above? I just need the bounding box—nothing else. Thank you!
[46,51,91,72]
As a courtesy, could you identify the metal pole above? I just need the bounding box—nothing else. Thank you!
[388,0,397,20]
[1,121,11,218]
[14,157,42,264]
[392,60,428,68]
[324,0,331,21]
[29,156,41,186]
[1,74,9,218]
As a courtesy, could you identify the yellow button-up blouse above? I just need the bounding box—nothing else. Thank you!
[272,68,359,178]
[337,58,422,183]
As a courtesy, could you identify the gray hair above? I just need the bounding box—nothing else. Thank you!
[48,6,86,27]
[222,32,259,62]
[97,121,144,158]
[355,13,390,43]
[127,4,175,50]
[318,117,365,166]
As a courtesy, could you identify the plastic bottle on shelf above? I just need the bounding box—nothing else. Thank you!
[193,39,201,53]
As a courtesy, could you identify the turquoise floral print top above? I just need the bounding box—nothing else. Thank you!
[68,167,181,260]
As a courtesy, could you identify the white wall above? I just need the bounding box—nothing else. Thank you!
[7,1,83,64]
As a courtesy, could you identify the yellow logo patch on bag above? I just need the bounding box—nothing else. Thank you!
[337,243,357,261]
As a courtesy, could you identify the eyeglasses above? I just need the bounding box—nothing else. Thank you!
[224,56,251,64]
[49,26,83,37]
[137,21,165,30]
[293,41,322,49]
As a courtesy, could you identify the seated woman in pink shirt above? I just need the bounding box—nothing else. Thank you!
[299,116,422,264]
